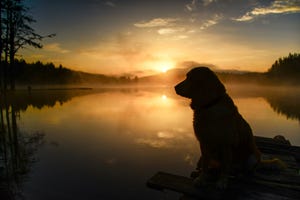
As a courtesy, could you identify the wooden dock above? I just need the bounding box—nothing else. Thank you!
[147,136,300,200]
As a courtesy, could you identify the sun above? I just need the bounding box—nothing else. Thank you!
[161,67,169,73]
[157,61,174,73]
[161,94,167,100]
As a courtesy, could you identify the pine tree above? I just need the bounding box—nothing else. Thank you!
[267,53,300,79]
[0,0,55,91]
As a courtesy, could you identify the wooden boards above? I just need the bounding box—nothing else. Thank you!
[147,136,300,199]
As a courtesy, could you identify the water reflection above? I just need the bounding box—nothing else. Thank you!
[264,90,300,122]
[1,87,299,124]
[14,89,198,200]
[0,86,299,200]
[0,94,44,200]
[0,89,96,111]
[227,86,300,123]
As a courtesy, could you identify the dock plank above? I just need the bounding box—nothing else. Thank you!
[147,171,300,200]
[254,136,300,162]
[147,136,300,199]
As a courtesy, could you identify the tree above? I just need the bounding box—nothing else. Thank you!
[0,1,4,91]
[0,0,55,91]
[268,53,300,76]
[267,53,300,84]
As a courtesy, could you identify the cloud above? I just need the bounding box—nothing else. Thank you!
[185,0,216,12]
[184,0,225,30]
[200,14,223,29]
[233,0,300,21]
[134,18,178,28]
[105,1,115,7]
[157,27,185,35]
[174,35,189,40]
[44,43,70,53]
[185,0,198,12]
[134,17,191,38]
[184,0,300,30]
[202,0,215,6]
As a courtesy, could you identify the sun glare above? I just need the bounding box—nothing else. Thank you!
[155,61,174,73]
[161,94,167,100]
[161,67,169,73]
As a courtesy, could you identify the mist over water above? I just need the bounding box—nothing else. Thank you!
[1,85,300,199]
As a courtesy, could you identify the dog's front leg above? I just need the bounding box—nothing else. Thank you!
[216,147,232,189]
[194,146,211,187]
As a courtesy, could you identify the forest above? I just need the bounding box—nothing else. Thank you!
[9,59,138,85]
[266,53,300,81]
[0,52,299,88]
[216,53,300,85]
[0,0,55,91]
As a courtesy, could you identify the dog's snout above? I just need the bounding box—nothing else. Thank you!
[175,81,184,95]
[174,80,191,98]
[174,82,182,95]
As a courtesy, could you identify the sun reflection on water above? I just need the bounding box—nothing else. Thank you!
[12,87,300,200]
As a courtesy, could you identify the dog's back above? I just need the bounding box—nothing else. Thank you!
[193,93,259,166]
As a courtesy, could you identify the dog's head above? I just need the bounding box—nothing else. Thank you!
[175,67,226,109]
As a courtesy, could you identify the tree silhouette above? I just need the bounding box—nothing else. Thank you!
[0,0,55,91]
[267,53,300,80]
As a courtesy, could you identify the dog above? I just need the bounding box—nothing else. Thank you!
[175,67,286,189]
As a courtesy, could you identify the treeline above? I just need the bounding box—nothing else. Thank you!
[218,53,300,85]
[2,52,300,87]
[0,0,54,91]
[13,60,82,85]
[267,53,300,80]
[12,59,139,85]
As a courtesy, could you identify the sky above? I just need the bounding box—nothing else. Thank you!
[21,0,300,76]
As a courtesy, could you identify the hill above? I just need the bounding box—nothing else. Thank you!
[9,53,300,87]
[12,60,137,86]
[140,53,300,86]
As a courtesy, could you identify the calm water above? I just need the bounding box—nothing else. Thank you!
[1,86,300,200]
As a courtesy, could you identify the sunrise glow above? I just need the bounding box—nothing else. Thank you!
[157,61,174,73]
[20,0,300,75]
[161,95,167,100]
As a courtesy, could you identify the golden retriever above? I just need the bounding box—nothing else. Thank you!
[175,67,285,189]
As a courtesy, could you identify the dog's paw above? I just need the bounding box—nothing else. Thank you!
[215,176,228,189]
[193,173,209,188]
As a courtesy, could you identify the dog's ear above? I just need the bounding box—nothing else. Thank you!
[190,67,226,108]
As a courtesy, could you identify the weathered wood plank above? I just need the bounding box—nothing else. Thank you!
[147,171,300,200]
[148,136,300,199]
[147,172,225,200]
[290,146,300,161]
[261,153,299,171]
[255,136,300,162]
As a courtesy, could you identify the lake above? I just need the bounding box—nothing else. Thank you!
[1,86,300,200]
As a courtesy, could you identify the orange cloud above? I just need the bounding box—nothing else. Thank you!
[44,43,70,54]
[233,0,300,21]
[134,18,178,28]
